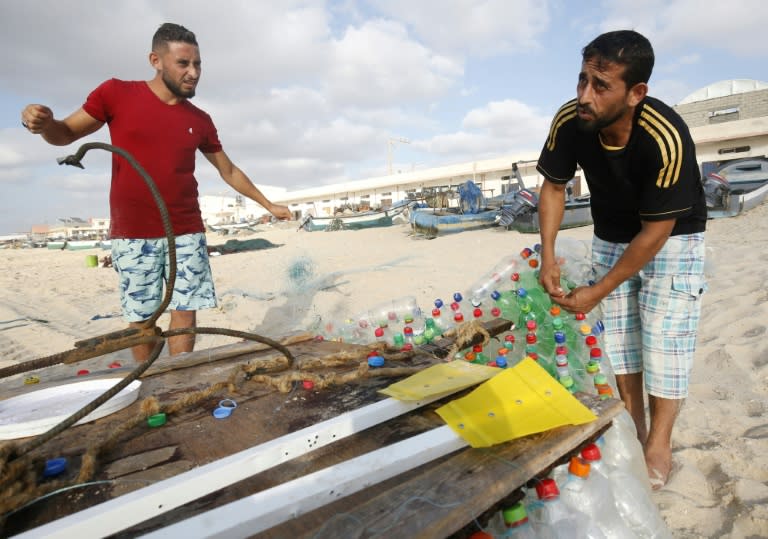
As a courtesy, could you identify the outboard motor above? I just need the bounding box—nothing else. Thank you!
[702,172,730,210]
[497,189,538,226]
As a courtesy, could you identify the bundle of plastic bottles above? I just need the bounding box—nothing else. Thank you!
[471,411,673,538]
[314,238,617,398]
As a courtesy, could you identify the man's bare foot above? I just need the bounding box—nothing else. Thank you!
[645,448,672,490]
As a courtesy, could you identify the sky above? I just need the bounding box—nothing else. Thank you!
[1,0,767,234]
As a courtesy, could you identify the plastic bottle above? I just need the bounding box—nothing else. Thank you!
[528,477,607,539]
[600,409,651,493]
[484,502,538,538]
[466,256,521,308]
[558,457,635,539]
[582,444,672,539]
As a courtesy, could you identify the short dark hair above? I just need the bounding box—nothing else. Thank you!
[582,30,654,88]
[152,23,198,52]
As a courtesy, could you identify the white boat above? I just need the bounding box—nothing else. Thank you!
[300,202,413,232]
[703,158,768,218]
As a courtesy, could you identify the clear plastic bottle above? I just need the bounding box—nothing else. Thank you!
[493,502,538,538]
[559,457,635,539]
[528,477,607,539]
[600,410,652,495]
[581,443,671,539]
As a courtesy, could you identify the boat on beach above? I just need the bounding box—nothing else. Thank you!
[703,157,768,218]
[409,206,499,238]
[493,163,593,233]
[299,201,412,232]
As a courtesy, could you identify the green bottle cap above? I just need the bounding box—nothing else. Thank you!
[147,413,166,428]
[502,502,528,526]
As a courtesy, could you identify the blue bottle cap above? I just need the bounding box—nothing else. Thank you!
[491,290,501,300]
[453,292,463,302]
[43,457,67,478]
[495,356,507,368]
[554,331,566,344]
[368,355,385,368]
[593,320,605,334]
[434,298,444,309]
[213,406,232,419]
[517,287,528,298]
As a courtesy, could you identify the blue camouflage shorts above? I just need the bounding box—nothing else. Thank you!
[112,233,217,322]
[592,233,706,399]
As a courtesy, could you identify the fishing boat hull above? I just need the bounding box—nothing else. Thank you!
[501,197,593,233]
[409,208,498,238]
[706,180,768,218]
[301,204,410,232]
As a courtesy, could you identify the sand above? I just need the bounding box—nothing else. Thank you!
[1,203,767,537]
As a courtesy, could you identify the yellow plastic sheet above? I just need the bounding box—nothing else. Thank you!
[435,358,597,447]
[379,360,500,401]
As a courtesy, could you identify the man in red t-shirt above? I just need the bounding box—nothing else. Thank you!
[21,23,291,361]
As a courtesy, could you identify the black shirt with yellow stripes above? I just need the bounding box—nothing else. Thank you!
[537,96,707,243]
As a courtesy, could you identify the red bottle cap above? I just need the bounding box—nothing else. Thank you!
[473,308,483,318]
[450,302,460,311]
[511,272,520,282]
[526,333,537,344]
[432,308,441,317]
[526,320,537,331]
[505,334,516,343]
[454,312,464,322]
[374,327,384,338]
[575,312,586,320]
[491,307,501,317]
[77,369,90,376]
[535,477,560,500]
[473,344,483,353]
[590,347,602,359]
[302,380,314,390]
[403,326,413,336]
[585,335,598,347]
[581,443,602,462]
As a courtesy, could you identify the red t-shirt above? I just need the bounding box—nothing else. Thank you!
[83,79,223,238]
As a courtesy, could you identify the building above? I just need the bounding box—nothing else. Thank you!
[197,79,768,224]
[673,79,768,176]
[29,217,111,242]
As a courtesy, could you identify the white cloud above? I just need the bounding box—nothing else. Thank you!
[326,19,463,107]
[416,99,550,159]
[369,0,550,56]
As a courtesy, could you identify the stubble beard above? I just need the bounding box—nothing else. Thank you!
[162,72,196,99]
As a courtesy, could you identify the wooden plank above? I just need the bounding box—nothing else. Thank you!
[143,426,467,538]
[265,395,624,538]
[12,391,463,538]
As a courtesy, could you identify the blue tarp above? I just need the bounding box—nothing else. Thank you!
[458,180,485,214]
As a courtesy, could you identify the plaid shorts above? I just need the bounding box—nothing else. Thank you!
[112,233,217,322]
[592,233,706,399]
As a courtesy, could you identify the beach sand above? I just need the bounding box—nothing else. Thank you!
[1,202,767,537]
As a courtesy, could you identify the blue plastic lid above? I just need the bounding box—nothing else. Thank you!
[368,355,385,368]
[491,290,501,300]
[554,331,566,344]
[434,298,444,308]
[213,406,232,419]
[453,292,463,302]
[43,457,67,478]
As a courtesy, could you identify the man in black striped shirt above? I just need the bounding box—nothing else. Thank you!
[536,30,707,490]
